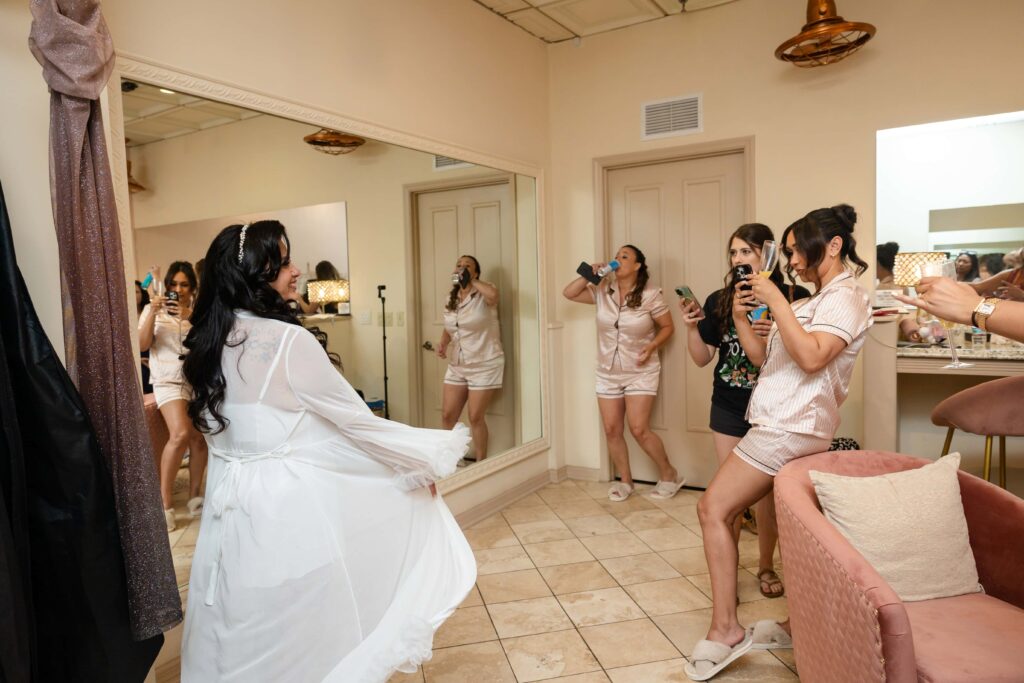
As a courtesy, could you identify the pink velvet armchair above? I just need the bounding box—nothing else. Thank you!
[775,450,1024,683]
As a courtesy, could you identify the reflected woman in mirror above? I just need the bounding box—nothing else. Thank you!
[678,224,810,600]
[563,244,683,502]
[180,221,474,682]
[138,261,208,531]
[972,246,1024,302]
[291,260,345,314]
[954,251,981,283]
[437,255,504,465]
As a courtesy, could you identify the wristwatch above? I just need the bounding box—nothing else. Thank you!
[972,297,999,331]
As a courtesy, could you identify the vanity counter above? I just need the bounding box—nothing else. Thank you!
[896,342,1024,376]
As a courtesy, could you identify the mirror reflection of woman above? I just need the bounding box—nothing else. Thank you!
[563,244,683,502]
[971,245,1024,302]
[437,256,503,464]
[138,261,208,531]
[679,224,810,600]
[180,221,474,682]
[954,251,981,283]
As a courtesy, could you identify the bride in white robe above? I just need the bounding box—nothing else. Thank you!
[180,221,476,682]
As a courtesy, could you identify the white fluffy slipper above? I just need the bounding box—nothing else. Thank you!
[748,620,793,650]
[684,633,753,681]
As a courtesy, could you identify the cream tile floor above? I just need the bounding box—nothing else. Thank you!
[390,480,798,683]
[162,478,799,682]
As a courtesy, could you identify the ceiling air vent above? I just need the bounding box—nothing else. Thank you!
[433,155,473,171]
[642,95,702,140]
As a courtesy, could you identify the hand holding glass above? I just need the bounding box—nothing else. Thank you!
[920,260,972,369]
[759,240,779,278]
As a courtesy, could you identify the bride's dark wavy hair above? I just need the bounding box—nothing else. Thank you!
[183,220,338,434]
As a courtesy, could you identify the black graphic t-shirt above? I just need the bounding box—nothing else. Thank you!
[697,285,810,416]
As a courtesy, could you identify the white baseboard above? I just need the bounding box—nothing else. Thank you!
[561,465,605,482]
[455,470,550,528]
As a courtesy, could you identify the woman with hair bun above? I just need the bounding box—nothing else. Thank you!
[685,205,872,681]
[179,220,475,682]
[679,223,810,600]
[875,241,900,290]
[563,244,684,502]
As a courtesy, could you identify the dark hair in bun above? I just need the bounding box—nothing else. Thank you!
[876,241,899,272]
[781,203,868,278]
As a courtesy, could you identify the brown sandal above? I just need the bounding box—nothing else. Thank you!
[758,568,785,598]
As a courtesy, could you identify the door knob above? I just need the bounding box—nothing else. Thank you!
[422,341,434,350]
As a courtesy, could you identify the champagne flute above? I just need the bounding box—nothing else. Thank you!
[920,260,972,369]
[759,240,779,278]
[149,265,165,298]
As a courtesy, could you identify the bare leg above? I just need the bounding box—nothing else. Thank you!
[711,431,744,545]
[597,397,630,486]
[624,394,677,482]
[755,493,783,595]
[186,429,208,500]
[158,400,192,510]
[466,388,498,460]
[697,453,775,646]
[441,383,469,430]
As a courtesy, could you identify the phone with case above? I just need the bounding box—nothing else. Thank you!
[674,285,697,305]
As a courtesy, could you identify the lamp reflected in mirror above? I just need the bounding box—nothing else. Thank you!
[308,278,351,315]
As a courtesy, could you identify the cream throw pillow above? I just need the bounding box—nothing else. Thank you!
[809,453,981,602]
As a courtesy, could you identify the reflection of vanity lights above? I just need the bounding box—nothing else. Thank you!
[308,279,351,315]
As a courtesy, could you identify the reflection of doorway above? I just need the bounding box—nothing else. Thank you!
[604,149,747,487]
[412,179,517,457]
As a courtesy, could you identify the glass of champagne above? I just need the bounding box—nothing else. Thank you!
[920,260,972,369]
[759,240,779,278]
[149,265,165,298]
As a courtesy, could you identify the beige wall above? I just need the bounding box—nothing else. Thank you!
[129,113,500,423]
[102,0,550,169]
[547,0,1024,473]
[0,1,63,356]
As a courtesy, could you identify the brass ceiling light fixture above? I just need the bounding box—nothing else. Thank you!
[303,128,366,155]
[775,0,876,68]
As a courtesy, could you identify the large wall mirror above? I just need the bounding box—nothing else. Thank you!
[113,71,546,585]
[873,109,1024,495]
[877,110,1024,275]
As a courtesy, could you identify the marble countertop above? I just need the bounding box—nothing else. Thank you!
[897,344,1024,361]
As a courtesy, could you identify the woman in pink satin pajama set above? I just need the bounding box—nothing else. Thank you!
[563,244,687,502]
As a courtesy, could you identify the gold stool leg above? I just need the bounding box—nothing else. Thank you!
[983,436,993,482]
[941,427,955,456]
[999,435,1007,489]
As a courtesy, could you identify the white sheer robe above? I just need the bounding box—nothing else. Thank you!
[181,312,475,682]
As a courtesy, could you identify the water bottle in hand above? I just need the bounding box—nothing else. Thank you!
[596,260,620,278]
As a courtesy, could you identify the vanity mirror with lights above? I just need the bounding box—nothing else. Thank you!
[865,109,1024,496]
[108,61,547,588]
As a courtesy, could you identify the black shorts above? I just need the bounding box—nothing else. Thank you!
[709,402,752,438]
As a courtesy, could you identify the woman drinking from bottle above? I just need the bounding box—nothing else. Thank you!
[563,244,683,502]
[678,224,810,600]
[437,255,504,464]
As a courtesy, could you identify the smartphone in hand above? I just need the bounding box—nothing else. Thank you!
[733,264,753,291]
[674,285,697,305]
[576,261,602,286]
[166,290,179,316]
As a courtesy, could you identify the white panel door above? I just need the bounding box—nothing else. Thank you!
[607,152,746,486]
[415,181,517,456]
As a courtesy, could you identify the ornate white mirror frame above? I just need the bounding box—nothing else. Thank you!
[102,53,552,494]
